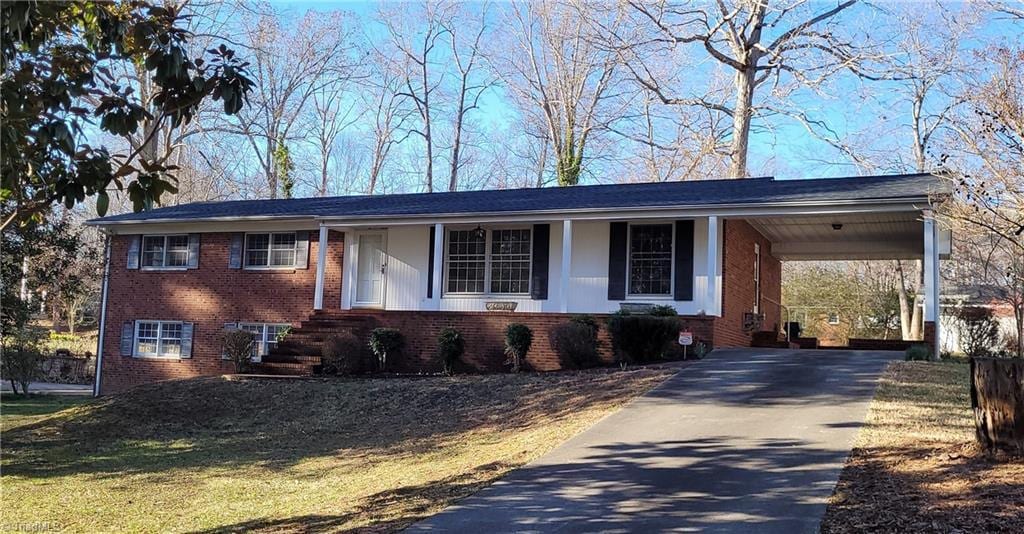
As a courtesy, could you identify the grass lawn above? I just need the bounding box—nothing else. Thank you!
[1,367,675,533]
[822,359,1024,533]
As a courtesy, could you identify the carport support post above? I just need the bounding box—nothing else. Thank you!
[923,210,941,360]
[705,216,721,316]
[314,224,328,310]
[560,219,572,313]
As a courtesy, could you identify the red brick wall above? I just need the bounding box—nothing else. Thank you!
[323,310,715,373]
[98,230,344,394]
[714,219,782,347]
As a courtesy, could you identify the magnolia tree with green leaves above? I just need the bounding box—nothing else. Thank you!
[0,0,253,230]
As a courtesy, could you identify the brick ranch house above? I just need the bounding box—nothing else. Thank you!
[87,173,949,395]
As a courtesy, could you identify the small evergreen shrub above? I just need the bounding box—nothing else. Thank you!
[436,327,465,375]
[222,329,255,373]
[368,328,403,372]
[321,332,365,375]
[551,321,601,369]
[504,323,533,373]
[905,344,931,361]
[607,314,680,364]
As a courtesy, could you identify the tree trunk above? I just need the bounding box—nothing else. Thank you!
[971,357,1024,455]
[729,67,756,178]
[449,96,465,192]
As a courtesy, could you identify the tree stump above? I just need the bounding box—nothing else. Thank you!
[970,357,1024,455]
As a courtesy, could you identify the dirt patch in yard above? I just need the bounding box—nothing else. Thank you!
[1,366,677,533]
[822,361,1024,533]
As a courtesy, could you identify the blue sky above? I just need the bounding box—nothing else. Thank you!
[179,1,1023,194]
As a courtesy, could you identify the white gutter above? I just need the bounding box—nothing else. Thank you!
[84,195,939,228]
[93,231,112,397]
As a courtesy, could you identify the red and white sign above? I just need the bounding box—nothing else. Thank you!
[678,331,693,346]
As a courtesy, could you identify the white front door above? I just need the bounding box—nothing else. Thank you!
[355,233,386,307]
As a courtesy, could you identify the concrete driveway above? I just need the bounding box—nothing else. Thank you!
[411,348,898,533]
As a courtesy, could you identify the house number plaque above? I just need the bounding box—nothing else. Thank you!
[486,302,518,312]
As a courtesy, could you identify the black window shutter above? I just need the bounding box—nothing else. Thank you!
[295,231,310,269]
[187,234,200,269]
[674,220,695,301]
[120,321,134,356]
[607,222,628,300]
[531,224,550,300]
[228,234,243,269]
[427,226,435,298]
[126,236,141,269]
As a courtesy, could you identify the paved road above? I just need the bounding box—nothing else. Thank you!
[411,348,897,533]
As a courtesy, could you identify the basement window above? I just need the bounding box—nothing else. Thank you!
[237,323,291,359]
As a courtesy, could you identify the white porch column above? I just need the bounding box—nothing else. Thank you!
[559,219,572,313]
[431,223,444,309]
[705,216,721,316]
[313,224,328,310]
[923,210,941,359]
[341,232,357,310]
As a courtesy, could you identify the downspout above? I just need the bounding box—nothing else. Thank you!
[93,231,112,397]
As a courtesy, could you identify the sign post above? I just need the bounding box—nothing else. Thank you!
[678,331,693,359]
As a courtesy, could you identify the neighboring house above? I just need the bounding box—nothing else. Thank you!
[87,173,949,394]
[940,285,1022,355]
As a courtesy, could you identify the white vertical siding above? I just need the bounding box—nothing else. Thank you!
[567,218,710,315]
[374,219,712,315]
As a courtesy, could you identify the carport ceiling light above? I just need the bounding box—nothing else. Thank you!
[831,223,843,230]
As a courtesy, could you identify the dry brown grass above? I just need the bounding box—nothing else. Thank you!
[1,366,675,533]
[822,360,1024,533]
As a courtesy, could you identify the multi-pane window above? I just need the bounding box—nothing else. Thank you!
[446,230,487,293]
[245,233,297,268]
[445,228,532,295]
[238,323,290,359]
[141,235,190,268]
[135,321,182,357]
[628,224,673,296]
[490,229,532,294]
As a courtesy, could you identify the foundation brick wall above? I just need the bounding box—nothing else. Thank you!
[714,219,783,348]
[98,230,344,394]
[321,310,715,373]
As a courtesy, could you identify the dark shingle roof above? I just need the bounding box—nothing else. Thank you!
[89,173,947,225]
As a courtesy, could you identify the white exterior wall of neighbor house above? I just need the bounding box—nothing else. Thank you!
[339,218,720,315]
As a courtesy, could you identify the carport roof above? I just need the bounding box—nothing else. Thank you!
[89,172,948,225]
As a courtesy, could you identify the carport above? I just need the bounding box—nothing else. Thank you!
[744,206,951,358]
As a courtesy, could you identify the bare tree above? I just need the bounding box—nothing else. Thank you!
[363,53,414,195]
[309,79,363,197]
[496,0,626,187]
[614,0,874,178]
[380,2,450,193]
[227,8,357,198]
[441,4,494,192]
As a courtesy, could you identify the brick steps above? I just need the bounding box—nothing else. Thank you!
[259,312,379,374]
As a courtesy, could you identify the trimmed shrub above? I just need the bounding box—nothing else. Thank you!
[504,323,533,373]
[648,305,679,317]
[222,329,255,373]
[0,340,43,395]
[368,328,403,372]
[321,332,365,375]
[569,314,599,333]
[436,327,465,375]
[607,314,680,364]
[551,321,601,369]
[905,344,931,361]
